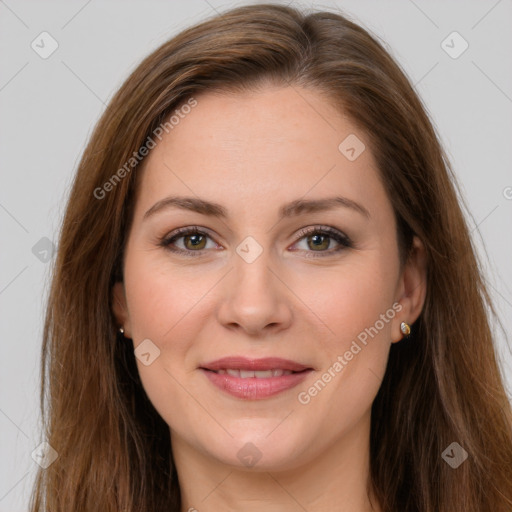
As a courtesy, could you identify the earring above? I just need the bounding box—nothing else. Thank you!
[400,322,411,336]
[119,327,124,335]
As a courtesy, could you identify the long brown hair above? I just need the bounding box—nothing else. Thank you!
[30,3,512,511]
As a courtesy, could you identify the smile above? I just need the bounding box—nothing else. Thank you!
[210,368,295,378]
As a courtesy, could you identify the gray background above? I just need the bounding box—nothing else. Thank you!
[1,1,511,510]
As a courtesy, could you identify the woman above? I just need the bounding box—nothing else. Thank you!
[29,3,512,511]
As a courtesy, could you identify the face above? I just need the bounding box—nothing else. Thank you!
[113,85,426,472]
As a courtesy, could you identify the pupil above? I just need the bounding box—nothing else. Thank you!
[310,234,328,250]
[188,234,203,247]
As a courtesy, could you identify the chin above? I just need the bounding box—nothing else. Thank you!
[204,427,310,472]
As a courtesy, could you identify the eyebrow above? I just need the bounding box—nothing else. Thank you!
[143,195,371,221]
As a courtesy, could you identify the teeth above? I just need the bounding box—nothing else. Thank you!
[254,370,273,378]
[216,369,294,378]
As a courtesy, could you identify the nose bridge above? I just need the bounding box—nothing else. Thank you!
[234,243,274,297]
[217,236,292,334]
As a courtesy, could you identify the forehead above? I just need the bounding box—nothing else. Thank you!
[133,85,389,223]
[165,86,352,155]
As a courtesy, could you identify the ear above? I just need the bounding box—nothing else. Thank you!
[392,236,427,343]
[112,281,132,338]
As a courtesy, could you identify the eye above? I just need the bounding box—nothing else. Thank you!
[291,225,352,258]
[160,226,219,257]
[159,225,352,258]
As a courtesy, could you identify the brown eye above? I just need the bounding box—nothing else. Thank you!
[292,226,352,258]
[183,233,207,250]
[161,227,218,257]
[307,233,331,251]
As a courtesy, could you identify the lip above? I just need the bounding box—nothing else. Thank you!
[199,356,314,400]
[200,356,311,372]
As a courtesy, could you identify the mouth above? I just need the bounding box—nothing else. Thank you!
[199,356,314,400]
[200,356,312,373]
[204,368,302,378]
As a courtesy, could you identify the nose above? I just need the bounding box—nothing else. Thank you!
[216,248,293,337]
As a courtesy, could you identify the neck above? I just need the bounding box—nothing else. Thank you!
[172,412,381,512]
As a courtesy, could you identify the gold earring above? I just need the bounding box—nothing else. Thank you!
[400,322,411,336]
[119,327,124,335]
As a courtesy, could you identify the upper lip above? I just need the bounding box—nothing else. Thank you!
[200,356,312,372]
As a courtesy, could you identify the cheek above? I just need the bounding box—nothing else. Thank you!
[304,255,397,348]
[122,254,222,425]
[124,251,215,344]
[294,258,397,430]
[328,277,394,342]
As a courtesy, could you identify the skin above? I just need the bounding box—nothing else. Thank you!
[113,85,427,512]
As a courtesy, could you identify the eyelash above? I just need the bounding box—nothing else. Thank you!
[159,225,353,258]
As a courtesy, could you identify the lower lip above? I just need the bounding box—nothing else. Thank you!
[201,369,313,400]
